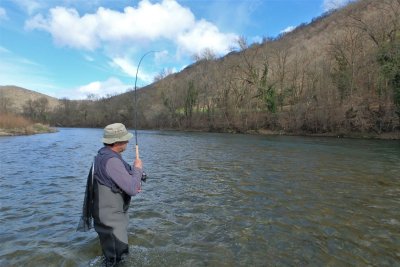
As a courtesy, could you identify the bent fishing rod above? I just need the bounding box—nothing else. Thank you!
[133,51,157,182]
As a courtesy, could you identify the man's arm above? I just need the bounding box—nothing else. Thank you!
[105,157,143,196]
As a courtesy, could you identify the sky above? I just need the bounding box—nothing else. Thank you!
[0,0,352,100]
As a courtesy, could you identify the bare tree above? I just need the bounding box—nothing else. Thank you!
[237,35,248,51]
[154,68,174,82]
[0,92,14,113]
[192,48,217,62]
[328,26,364,99]
[348,0,400,47]
[23,97,49,122]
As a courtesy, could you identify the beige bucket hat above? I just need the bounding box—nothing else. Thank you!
[102,123,133,144]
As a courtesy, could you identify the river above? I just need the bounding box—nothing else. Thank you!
[0,128,399,266]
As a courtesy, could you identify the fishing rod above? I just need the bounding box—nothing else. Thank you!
[133,51,157,182]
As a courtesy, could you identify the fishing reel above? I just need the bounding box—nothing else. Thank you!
[141,172,147,182]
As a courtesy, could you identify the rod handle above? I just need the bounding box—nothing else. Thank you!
[135,144,139,159]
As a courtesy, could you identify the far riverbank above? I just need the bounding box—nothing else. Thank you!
[0,113,57,136]
[171,127,400,140]
[0,123,58,136]
[253,129,400,140]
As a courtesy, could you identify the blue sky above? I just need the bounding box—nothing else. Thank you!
[0,0,352,99]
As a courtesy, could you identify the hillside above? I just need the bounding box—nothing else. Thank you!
[0,85,60,113]
[114,0,399,137]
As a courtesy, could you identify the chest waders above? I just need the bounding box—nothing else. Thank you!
[92,148,132,265]
[93,180,130,264]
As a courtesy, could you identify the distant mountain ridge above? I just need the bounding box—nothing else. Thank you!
[0,85,60,113]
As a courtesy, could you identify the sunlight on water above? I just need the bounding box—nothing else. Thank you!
[0,128,399,266]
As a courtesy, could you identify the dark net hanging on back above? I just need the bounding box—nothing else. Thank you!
[77,163,94,232]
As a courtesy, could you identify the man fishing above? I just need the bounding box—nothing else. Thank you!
[78,122,144,266]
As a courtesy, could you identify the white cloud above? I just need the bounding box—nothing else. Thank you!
[111,56,155,84]
[111,57,137,77]
[250,36,262,44]
[154,50,169,64]
[12,0,42,15]
[25,7,99,50]
[75,77,131,99]
[24,0,238,56]
[177,19,238,56]
[0,45,10,53]
[0,7,8,21]
[96,1,194,42]
[280,26,295,34]
[83,54,95,62]
[323,0,353,11]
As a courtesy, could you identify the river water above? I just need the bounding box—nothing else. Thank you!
[0,128,399,266]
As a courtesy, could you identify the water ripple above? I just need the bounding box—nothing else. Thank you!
[0,129,399,266]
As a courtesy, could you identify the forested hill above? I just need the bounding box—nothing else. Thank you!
[1,0,399,138]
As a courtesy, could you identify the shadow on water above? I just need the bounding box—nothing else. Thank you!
[0,129,399,266]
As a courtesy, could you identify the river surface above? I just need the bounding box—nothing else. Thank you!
[0,128,399,266]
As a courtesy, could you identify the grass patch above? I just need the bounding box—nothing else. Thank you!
[0,113,57,136]
[0,113,32,128]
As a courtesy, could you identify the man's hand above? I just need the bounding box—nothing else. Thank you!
[134,158,143,169]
